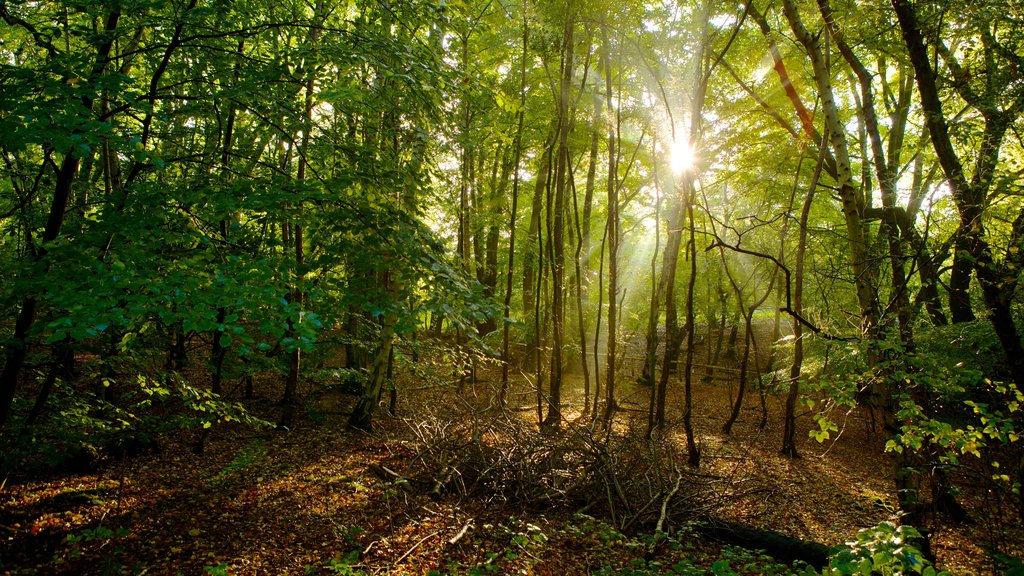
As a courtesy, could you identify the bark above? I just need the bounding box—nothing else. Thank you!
[458,33,473,269]
[783,130,828,458]
[680,0,713,466]
[702,285,728,383]
[601,19,620,427]
[699,520,829,569]
[725,311,740,361]
[645,156,664,435]
[543,9,574,431]
[348,7,431,431]
[905,145,947,326]
[722,262,777,435]
[211,49,241,396]
[893,0,1024,390]
[522,139,554,367]
[348,301,398,432]
[582,93,601,288]
[479,147,511,336]
[782,0,880,334]
[24,341,75,430]
[948,242,976,323]
[571,155,591,415]
[745,1,838,180]
[682,189,700,467]
[820,0,915,345]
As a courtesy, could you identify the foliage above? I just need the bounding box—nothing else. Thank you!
[1,375,269,475]
[888,382,1021,465]
[825,522,947,576]
[54,525,135,575]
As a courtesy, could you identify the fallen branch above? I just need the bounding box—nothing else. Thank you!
[447,519,474,545]
[394,529,442,565]
[698,519,830,569]
[657,473,683,534]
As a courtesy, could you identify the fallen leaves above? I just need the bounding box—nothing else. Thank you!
[0,369,1018,575]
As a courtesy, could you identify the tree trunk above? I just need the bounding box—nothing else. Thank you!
[522,139,554,368]
[479,147,511,336]
[500,10,529,407]
[723,270,776,435]
[682,187,700,467]
[348,302,398,432]
[783,130,828,458]
[571,146,591,416]
[948,240,976,323]
[645,152,664,435]
[543,8,574,431]
[280,10,320,425]
[893,0,1024,390]
[210,60,240,396]
[782,0,879,339]
[600,19,620,428]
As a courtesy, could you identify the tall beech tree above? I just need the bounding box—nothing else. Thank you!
[893,0,1024,391]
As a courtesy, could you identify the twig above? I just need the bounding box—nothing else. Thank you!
[362,539,382,556]
[394,530,441,565]
[657,473,683,534]
[448,519,474,545]
[622,492,661,533]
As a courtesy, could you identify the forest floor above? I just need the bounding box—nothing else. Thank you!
[1,355,1020,575]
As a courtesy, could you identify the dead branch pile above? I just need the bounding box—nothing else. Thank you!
[394,394,725,534]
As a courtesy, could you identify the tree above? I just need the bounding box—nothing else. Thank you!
[893,0,1024,391]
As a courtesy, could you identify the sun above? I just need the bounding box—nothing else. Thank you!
[670,138,696,174]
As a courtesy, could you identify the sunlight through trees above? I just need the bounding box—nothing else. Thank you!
[1,0,1022,572]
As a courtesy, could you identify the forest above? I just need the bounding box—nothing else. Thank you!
[1,0,1022,573]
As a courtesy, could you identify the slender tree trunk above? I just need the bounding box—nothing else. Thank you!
[783,131,828,458]
[723,267,776,435]
[702,285,728,383]
[23,341,74,430]
[783,0,879,338]
[211,50,241,396]
[819,0,916,348]
[601,19,620,427]
[523,139,554,368]
[480,148,510,336]
[948,242,976,323]
[906,146,948,327]
[543,9,574,430]
[571,156,591,416]
[645,155,664,436]
[280,8,321,425]
[682,187,700,467]
[582,94,601,288]
[591,219,608,425]
[347,6,428,431]
[348,289,398,432]
[724,312,754,435]
[654,187,688,429]
[500,9,529,407]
